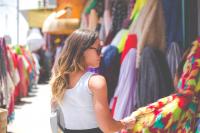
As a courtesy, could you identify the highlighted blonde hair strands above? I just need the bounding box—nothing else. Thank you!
[49,29,98,102]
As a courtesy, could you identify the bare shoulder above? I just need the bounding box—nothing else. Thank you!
[88,74,107,91]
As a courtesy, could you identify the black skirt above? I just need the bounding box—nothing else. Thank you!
[64,128,103,133]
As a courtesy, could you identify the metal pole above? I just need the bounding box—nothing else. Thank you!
[17,0,19,44]
[182,0,186,49]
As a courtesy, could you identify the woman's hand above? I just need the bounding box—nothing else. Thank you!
[121,115,136,130]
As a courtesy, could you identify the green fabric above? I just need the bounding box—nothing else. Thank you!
[195,74,200,92]
[142,128,150,133]
[173,107,182,121]
[154,114,164,129]
[117,30,129,53]
[187,79,196,87]
[188,102,197,112]
[185,120,190,129]
[15,46,22,55]
[85,0,97,14]
[130,0,147,21]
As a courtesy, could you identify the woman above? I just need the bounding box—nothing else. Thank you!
[50,29,135,133]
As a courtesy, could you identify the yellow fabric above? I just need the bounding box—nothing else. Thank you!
[130,0,147,21]
[195,71,200,92]
[117,30,129,53]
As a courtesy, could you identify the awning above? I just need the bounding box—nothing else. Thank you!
[42,0,86,35]
[42,11,80,35]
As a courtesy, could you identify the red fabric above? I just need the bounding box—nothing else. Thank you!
[198,37,200,43]
[120,34,137,64]
[111,97,118,116]
[14,84,20,103]
[17,56,28,97]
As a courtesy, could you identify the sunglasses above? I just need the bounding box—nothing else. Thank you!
[89,47,102,55]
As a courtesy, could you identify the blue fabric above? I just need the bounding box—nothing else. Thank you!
[100,45,120,102]
[196,119,200,133]
[162,0,183,48]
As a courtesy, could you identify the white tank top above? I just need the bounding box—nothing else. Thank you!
[60,72,98,130]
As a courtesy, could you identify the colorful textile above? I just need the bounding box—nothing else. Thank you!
[85,0,97,14]
[0,38,7,87]
[120,34,137,63]
[130,0,147,21]
[117,30,129,53]
[110,29,128,48]
[128,40,200,133]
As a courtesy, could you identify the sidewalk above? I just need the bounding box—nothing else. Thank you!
[7,84,52,133]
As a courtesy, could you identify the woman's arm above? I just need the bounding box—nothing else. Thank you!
[89,75,135,133]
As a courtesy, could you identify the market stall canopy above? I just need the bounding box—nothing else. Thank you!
[42,0,86,35]
[26,10,53,28]
[42,12,80,35]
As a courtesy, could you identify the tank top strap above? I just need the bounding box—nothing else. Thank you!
[81,72,95,94]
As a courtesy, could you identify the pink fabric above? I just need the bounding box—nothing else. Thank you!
[17,56,28,97]
[104,10,112,36]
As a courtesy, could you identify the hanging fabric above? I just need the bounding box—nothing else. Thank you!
[110,36,137,120]
[94,0,104,18]
[85,0,97,14]
[122,0,136,28]
[120,34,137,63]
[110,29,127,48]
[0,38,14,107]
[103,1,112,36]
[104,0,128,45]
[135,46,174,108]
[129,0,166,68]
[117,30,129,53]
[100,45,120,102]
[162,0,183,48]
[130,0,147,21]
[125,40,200,133]
[88,9,99,31]
[167,42,182,81]
[111,0,128,34]
[0,38,7,91]
[111,48,137,120]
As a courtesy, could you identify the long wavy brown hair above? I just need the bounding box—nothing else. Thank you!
[49,29,98,102]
